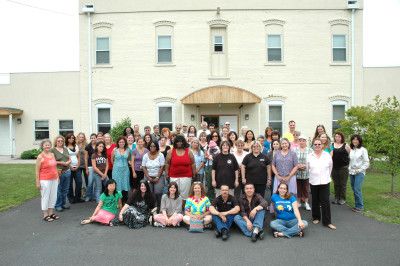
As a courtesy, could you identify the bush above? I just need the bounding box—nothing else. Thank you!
[20,148,42,159]
[109,117,132,142]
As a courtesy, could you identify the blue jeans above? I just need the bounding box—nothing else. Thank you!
[68,168,83,201]
[350,173,365,209]
[234,210,265,237]
[55,169,71,209]
[212,214,235,233]
[85,167,94,200]
[92,172,108,202]
[270,218,308,238]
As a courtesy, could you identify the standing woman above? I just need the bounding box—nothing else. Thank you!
[84,133,97,202]
[307,138,336,229]
[132,138,149,190]
[127,134,136,152]
[320,133,332,153]
[232,139,249,198]
[66,133,82,204]
[36,139,60,222]
[142,141,165,212]
[241,141,271,197]
[188,125,197,138]
[112,137,131,204]
[165,134,195,201]
[267,140,281,196]
[264,127,273,154]
[243,130,255,152]
[220,126,229,141]
[331,132,350,205]
[294,136,312,210]
[198,132,208,151]
[143,134,153,150]
[123,127,134,137]
[104,133,116,180]
[271,138,298,195]
[161,128,172,145]
[208,131,221,147]
[51,135,71,212]
[191,138,205,184]
[290,131,301,151]
[228,131,238,152]
[313,124,326,141]
[76,132,88,196]
[91,141,109,202]
[349,134,370,213]
[159,136,171,159]
[119,180,155,229]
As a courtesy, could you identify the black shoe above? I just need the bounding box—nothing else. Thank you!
[214,229,221,238]
[76,199,85,203]
[62,205,70,210]
[251,232,258,242]
[258,230,265,240]
[69,198,77,204]
[221,229,229,241]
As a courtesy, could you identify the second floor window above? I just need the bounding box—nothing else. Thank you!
[96,37,110,64]
[157,36,172,63]
[267,35,282,62]
[214,36,223,52]
[332,35,346,62]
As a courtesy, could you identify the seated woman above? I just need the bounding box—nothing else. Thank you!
[183,182,212,230]
[81,179,122,226]
[153,182,184,227]
[270,183,308,238]
[118,180,155,229]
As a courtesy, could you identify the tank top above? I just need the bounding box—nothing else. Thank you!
[332,143,350,169]
[39,154,59,180]
[169,148,192,178]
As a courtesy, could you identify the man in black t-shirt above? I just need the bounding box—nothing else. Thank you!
[209,185,240,241]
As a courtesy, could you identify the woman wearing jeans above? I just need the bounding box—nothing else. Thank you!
[349,134,370,213]
[91,141,109,202]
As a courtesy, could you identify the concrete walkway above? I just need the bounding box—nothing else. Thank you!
[0,156,35,164]
[0,197,399,266]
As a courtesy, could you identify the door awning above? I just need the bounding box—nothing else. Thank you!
[0,107,23,116]
[181,85,261,104]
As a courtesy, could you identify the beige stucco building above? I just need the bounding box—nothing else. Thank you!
[1,0,399,156]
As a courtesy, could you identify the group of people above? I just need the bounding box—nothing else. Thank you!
[35,120,370,241]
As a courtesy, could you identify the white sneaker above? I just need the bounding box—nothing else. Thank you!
[153,222,165,228]
[305,202,311,211]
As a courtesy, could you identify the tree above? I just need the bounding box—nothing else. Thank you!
[109,117,132,142]
[338,96,400,195]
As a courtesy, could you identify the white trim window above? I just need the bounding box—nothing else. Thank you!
[59,120,74,137]
[332,100,347,134]
[34,120,49,141]
[156,102,174,131]
[96,103,111,133]
[267,100,284,134]
[332,35,347,62]
[96,37,110,64]
[157,35,172,63]
[267,34,282,62]
[213,36,224,52]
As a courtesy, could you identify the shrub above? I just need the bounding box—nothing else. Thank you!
[20,148,42,159]
[109,117,132,142]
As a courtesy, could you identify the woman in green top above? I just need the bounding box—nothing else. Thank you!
[81,179,122,226]
[51,135,71,212]
[320,133,332,153]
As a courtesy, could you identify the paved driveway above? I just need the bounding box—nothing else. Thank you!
[0,198,399,266]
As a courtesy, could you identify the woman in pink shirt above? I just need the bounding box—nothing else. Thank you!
[35,139,59,222]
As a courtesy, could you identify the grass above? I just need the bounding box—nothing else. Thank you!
[332,169,400,224]
[0,164,399,224]
[0,164,39,212]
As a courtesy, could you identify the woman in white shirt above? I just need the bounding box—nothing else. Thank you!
[307,138,336,230]
[349,134,370,213]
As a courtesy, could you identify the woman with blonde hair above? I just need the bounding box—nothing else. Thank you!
[36,139,60,222]
[183,182,212,230]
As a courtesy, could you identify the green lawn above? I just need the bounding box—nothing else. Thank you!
[0,164,39,211]
[332,170,400,224]
[0,164,399,224]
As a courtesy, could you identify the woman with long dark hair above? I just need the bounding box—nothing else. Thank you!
[66,133,82,204]
[91,141,109,202]
[118,180,155,229]
[132,137,149,190]
[243,130,255,152]
[112,137,131,204]
[153,182,183,227]
[331,132,350,205]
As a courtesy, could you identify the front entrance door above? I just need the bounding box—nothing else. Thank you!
[201,115,238,132]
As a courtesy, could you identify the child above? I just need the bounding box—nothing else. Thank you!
[81,179,122,226]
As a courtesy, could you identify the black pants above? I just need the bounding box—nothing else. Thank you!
[132,170,144,190]
[310,183,332,225]
[68,168,83,202]
[254,184,267,198]
[331,166,349,201]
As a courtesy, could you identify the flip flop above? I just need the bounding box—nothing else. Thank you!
[80,219,91,225]
[43,216,54,222]
[49,214,60,220]
[312,220,320,224]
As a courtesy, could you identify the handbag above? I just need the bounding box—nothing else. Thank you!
[189,218,204,233]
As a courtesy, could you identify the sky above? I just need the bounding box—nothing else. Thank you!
[0,0,399,74]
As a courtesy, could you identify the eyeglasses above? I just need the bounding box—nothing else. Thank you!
[212,135,218,138]
[314,144,321,146]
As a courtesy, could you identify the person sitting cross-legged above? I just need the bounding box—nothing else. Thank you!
[270,182,308,238]
[209,184,240,241]
[234,183,268,242]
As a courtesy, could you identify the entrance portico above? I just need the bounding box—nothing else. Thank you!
[0,107,23,157]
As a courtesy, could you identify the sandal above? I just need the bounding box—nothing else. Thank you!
[49,214,60,220]
[273,232,283,238]
[80,219,91,225]
[327,224,337,230]
[312,220,320,224]
[299,230,304,238]
[43,215,54,222]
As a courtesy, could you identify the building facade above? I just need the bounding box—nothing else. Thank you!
[1,0,400,156]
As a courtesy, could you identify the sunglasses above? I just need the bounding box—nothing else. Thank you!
[314,144,322,146]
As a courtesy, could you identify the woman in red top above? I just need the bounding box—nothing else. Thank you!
[35,139,60,222]
[104,133,116,180]
[165,134,195,200]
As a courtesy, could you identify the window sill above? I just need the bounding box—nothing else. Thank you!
[93,64,113,69]
[154,64,176,67]
[330,63,350,66]
[208,77,230,80]
[264,62,285,66]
